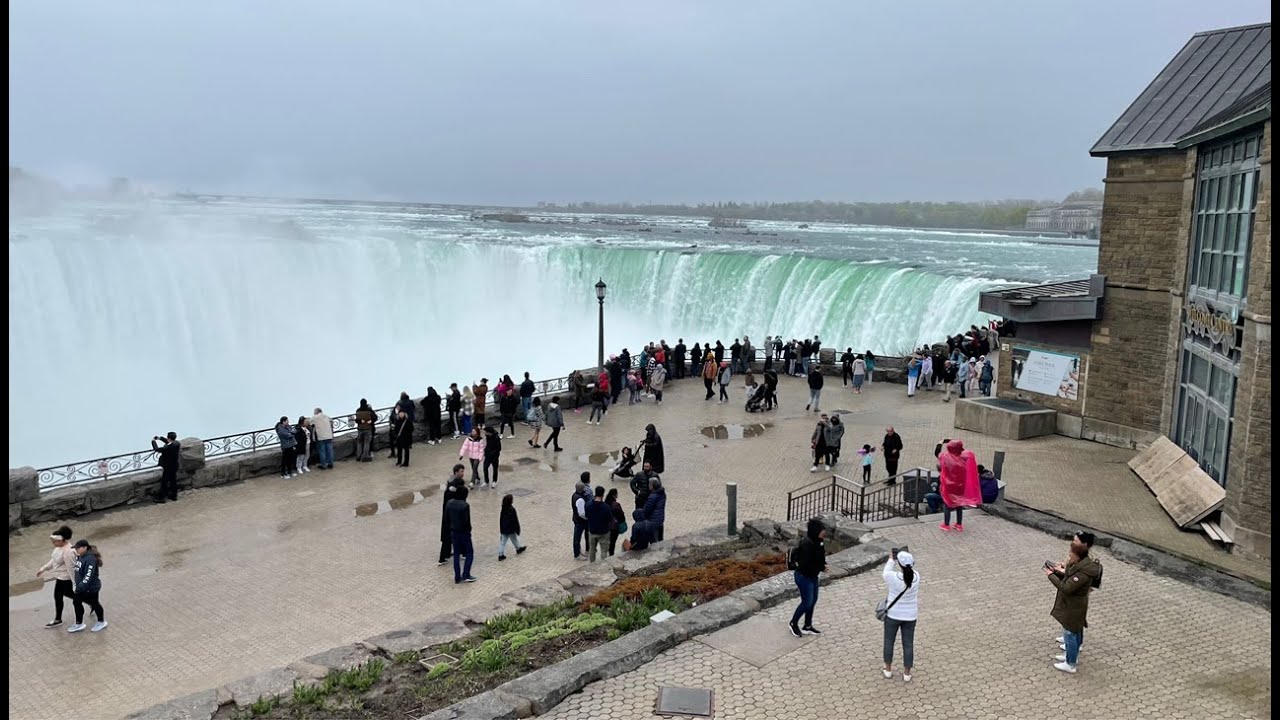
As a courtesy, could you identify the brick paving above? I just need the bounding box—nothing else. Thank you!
[544,514,1273,720]
[6,371,1269,719]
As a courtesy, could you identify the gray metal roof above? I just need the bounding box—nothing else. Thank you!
[978,276,1105,323]
[985,279,1095,300]
[1091,23,1271,156]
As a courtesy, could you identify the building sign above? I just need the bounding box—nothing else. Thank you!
[1184,299,1238,355]
[1010,347,1079,400]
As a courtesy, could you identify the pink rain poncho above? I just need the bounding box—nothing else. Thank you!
[938,439,982,508]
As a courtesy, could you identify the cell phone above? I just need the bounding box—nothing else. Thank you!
[1044,560,1055,570]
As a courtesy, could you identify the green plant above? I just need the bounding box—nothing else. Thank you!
[640,586,680,614]
[479,598,577,639]
[392,650,421,665]
[607,596,652,633]
[249,694,279,716]
[291,681,327,707]
[425,661,453,681]
[333,659,385,693]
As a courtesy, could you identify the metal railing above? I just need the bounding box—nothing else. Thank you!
[31,343,894,491]
[36,375,578,490]
[786,468,931,523]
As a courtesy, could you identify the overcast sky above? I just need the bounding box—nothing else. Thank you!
[8,1,1271,205]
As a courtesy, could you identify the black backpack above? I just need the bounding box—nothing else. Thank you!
[1091,560,1103,590]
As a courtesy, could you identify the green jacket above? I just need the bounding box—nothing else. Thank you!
[1048,555,1101,633]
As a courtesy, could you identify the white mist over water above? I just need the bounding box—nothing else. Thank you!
[8,198,1097,466]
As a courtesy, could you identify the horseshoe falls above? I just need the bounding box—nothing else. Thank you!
[8,198,1097,466]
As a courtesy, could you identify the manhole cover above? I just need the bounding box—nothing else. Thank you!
[512,457,540,466]
[656,687,713,717]
[508,487,537,497]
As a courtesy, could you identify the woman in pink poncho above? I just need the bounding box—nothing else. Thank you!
[938,439,981,532]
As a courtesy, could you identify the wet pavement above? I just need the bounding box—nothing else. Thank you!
[7,372,1269,720]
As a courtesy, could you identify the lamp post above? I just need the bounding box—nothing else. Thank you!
[595,278,607,372]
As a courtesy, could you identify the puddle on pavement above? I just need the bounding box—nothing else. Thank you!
[512,457,540,466]
[578,451,621,466]
[86,524,134,541]
[9,580,48,613]
[700,423,769,440]
[354,487,437,517]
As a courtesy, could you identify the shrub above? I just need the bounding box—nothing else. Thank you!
[583,553,786,608]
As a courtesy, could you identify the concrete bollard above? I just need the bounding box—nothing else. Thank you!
[726,482,738,536]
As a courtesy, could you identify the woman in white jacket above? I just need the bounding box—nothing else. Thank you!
[35,525,77,628]
[882,549,920,682]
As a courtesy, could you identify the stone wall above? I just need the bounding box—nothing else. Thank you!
[1222,119,1273,561]
[1085,150,1187,447]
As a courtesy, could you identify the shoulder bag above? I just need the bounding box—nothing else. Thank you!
[875,584,909,622]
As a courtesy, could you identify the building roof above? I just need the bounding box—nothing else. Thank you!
[978,276,1105,323]
[1090,23,1271,156]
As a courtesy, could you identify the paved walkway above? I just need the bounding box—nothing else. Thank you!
[544,513,1273,720]
[6,372,1267,719]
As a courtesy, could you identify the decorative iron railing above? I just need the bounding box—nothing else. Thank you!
[786,468,930,523]
[35,373,579,490]
[32,344,888,491]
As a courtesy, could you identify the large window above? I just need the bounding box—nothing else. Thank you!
[1174,344,1235,484]
[1189,132,1262,302]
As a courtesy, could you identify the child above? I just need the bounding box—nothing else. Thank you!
[461,386,475,434]
[498,494,528,560]
[858,444,876,483]
[628,371,643,405]
[69,539,106,633]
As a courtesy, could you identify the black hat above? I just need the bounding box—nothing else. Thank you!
[73,539,90,549]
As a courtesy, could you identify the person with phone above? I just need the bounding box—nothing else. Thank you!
[1044,532,1101,674]
[150,432,181,503]
[882,548,920,682]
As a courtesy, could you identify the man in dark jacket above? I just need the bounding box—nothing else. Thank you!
[519,372,536,419]
[730,339,743,372]
[806,366,824,412]
[882,426,904,481]
[585,486,614,562]
[642,477,667,542]
[151,432,181,503]
[631,462,658,509]
[789,518,827,637]
[447,485,476,583]
[674,339,687,379]
[1045,532,1101,673]
[439,465,466,565]
[571,475,592,560]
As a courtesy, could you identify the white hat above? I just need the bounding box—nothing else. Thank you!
[896,551,915,567]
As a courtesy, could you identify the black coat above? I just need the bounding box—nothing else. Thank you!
[500,504,521,535]
[792,536,826,578]
[423,391,442,421]
[642,427,665,474]
[395,415,414,448]
[440,478,463,541]
[446,498,472,534]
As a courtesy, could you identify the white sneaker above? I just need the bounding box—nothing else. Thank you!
[810,466,818,473]
[302,467,310,473]
[586,420,592,425]
[823,465,830,471]
[507,435,515,439]
[903,673,912,683]
[881,669,892,679]
[91,621,108,632]
[1053,661,1077,674]
[1055,636,1064,643]
[67,623,86,633]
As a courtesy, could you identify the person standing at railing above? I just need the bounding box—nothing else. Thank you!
[713,340,725,366]
[390,392,415,459]
[882,426,904,481]
[354,399,377,460]
[840,348,854,386]
[730,339,743,373]
[447,384,463,439]
[649,363,666,405]
[674,339,687,379]
[519,372,536,419]
[461,386,475,435]
[393,407,414,467]
[865,350,877,384]
[742,336,754,373]
[150,432,181,503]
[472,379,489,428]
[422,388,443,446]
[275,417,297,478]
[311,408,334,469]
[293,417,311,475]
[498,388,519,439]
[607,358,624,405]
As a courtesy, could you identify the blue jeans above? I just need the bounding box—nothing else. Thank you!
[801,358,811,375]
[924,492,942,513]
[573,522,587,557]
[1062,627,1083,665]
[521,396,532,418]
[884,617,916,668]
[808,389,821,410]
[790,572,819,627]
[451,532,475,582]
[316,440,334,467]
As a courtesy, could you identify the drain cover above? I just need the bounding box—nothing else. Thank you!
[656,687,713,717]
[508,487,537,497]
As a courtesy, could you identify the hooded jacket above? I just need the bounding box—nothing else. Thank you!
[642,485,667,525]
[631,470,656,506]
[460,435,486,461]
[500,500,521,535]
[718,365,732,385]
[545,403,564,428]
[792,519,827,578]
[499,392,519,416]
[276,422,297,450]
[74,549,101,594]
[472,384,488,414]
[423,390,442,421]
[629,509,655,550]
[939,439,982,507]
[483,430,502,458]
[649,364,667,392]
[808,369,824,390]
[642,424,666,474]
[823,417,845,448]
[440,477,464,541]
[446,389,462,413]
[446,492,472,535]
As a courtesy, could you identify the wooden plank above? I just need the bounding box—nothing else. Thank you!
[1127,435,1227,529]
[1128,436,1183,487]
[1201,522,1223,542]
[1204,521,1233,545]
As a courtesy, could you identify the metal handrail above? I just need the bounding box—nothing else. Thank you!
[32,343,894,491]
[786,468,930,523]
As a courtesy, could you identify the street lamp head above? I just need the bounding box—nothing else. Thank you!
[595,278,607,302]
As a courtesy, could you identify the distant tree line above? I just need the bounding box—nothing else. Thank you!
[535,199,1048,230]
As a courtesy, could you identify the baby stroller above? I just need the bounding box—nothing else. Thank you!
[744,383,768,413]
[609,446,638,481]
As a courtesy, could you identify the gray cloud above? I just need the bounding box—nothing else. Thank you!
[8,0,1271,204]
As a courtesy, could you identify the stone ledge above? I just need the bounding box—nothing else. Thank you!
[122,690,220,720]
[985,500,1269,609]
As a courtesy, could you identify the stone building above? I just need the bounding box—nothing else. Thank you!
[982,23,1271,560]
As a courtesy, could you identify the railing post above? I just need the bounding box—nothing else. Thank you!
[786,491,793,522]
[829,475,837,513]
[726,482,738,536]
[857,481,866,523]
[993,450,1006,480]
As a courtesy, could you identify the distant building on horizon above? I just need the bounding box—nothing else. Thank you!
[1024,201,1102,237]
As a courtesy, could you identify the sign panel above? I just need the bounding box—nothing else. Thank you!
[1010,346,1079,400]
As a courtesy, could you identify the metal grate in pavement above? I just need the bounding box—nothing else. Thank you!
[655,687,714,717]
